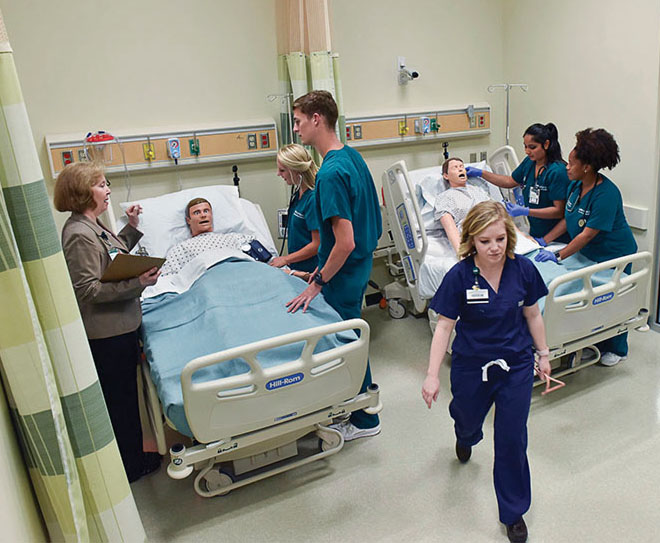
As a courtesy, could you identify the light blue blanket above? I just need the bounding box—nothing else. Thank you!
[526,251,615,313]
[141,259,356,437]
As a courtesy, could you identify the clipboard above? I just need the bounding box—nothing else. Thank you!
[100,254,166,282]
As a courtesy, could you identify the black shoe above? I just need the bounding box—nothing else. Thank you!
[127,452,161,483]
[505,517,528,543]
[455,441,472,463]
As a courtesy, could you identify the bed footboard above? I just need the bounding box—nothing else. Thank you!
[544,251,651,358]
[180,318,371,444]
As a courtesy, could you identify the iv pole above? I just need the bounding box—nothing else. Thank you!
[487,83,528,145]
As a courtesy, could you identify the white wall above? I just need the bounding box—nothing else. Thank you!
[502,0,660,252]
[333,0,508,190]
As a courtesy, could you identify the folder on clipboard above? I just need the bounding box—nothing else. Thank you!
[100,254,166,282]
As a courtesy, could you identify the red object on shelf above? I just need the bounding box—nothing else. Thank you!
[85,131,114,143]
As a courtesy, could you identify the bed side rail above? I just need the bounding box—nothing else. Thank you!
[544,251,651,348]
[382,160,428,312]
[180,319,370,443]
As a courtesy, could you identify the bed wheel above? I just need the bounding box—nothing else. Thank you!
[387,299,407,319]
[319,432,342,452]
[202,468,234,495]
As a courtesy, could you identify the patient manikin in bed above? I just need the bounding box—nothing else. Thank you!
[434,157,491,254]
[160,198,254,276]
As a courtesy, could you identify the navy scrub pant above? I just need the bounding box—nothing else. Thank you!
[450,355,534,525]
[322,260,379,430]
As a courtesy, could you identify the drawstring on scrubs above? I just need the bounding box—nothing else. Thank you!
[481,359,510,382]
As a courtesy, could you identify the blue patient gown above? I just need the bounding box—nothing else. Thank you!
[316,145,382,429]
[430,255,548,524]
[564,176,637,356]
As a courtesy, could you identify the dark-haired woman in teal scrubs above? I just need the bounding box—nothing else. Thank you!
[535,128,637,366]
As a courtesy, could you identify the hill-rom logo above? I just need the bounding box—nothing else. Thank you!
[266,373,304,391]
[592,292,614,305]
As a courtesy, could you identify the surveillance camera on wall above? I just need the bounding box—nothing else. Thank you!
[397,56,420,85]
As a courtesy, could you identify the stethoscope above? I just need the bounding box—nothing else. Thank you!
[522,163,546,190]
[278,174,304,257]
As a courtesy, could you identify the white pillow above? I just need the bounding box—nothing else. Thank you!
[118,185,252,257]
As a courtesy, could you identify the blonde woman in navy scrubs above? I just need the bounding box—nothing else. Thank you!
[422,201,550,543]
[269,144,320,277]
[466,123,570,243]
[535,128,637,366]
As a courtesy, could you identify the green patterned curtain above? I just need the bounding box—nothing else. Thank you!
[0,12,146,542]
[278,50,346,158]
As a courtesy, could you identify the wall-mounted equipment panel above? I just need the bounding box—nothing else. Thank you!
[45,121,278,178]
[345,104,490,149]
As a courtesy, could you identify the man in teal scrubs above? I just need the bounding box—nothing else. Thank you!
[286,90,382,440]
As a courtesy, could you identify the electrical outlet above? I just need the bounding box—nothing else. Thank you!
[260,133,270,148]
[247,133,257,150]
[477,114,486,128]
[345,126,352,140]
[78,149,87,162]
[61,150,73,167]
[469,116,476,129]
[353,125,362,139]
[469,153,477,163]
[480,151,488,161]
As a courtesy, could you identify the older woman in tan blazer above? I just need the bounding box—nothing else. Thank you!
[55,162,160,482]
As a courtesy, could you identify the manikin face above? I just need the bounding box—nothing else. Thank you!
[565,149,587,181]
[443,160,467,187]
[187,202,214,237]
[523,134,549,164]
[89,175,111,217]
[473,219,507,265]
[292,109,317,146]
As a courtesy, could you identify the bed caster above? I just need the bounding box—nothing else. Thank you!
[200,467,234,496]
[167,443,194,479]
[387,298,407,319]
[317,426,343,452]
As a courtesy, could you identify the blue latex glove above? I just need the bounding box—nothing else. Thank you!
[512,187,525,206]
[504,201,530,217]
[533,237,547,247]
[535,249,558,263]
[465,166,483,178]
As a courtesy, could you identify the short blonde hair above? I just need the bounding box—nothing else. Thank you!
[458,201,517,260]
[277,143,318,191]
[54,162,105,213]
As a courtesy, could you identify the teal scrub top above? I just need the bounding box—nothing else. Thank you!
[511,156,570,241]
[315,145,382,271]
[287,188,319,273]
[564,176,637,263]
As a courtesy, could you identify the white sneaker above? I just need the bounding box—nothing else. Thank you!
[329,420,381,442]
[600,352,627,367]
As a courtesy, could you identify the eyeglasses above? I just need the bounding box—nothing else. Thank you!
[534,364,566,396]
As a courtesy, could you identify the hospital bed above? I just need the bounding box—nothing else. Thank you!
[114,185,381,497]
[380,148,651,384]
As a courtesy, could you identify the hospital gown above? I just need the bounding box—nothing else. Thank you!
[433,184,490,233]
[161,232,254,276]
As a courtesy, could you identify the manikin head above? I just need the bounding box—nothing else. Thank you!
[185,198,213,237]
[442,157,467,188]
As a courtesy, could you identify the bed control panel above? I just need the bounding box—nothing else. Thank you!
[396,203,416,250]
[402,255,416,283]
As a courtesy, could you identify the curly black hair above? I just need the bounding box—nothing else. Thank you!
[574,128,620,171]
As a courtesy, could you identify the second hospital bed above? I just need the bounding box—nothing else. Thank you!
[380,148,651,383]
[116,185,381,497]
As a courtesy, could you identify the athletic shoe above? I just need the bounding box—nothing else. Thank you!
[600,352,627,367]
[455,441,472,463]
[329,420,381,441]
[505,517,528,543]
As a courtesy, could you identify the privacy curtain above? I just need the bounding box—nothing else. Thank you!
[0,12,145,542]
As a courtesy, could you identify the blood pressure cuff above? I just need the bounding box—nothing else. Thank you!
[241,239,272,263]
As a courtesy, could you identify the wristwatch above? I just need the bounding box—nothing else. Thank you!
[312,271,326,286]
[553,251,562,262]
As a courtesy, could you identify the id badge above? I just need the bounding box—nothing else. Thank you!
[466,288,489,304]
[529,186,540,205]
